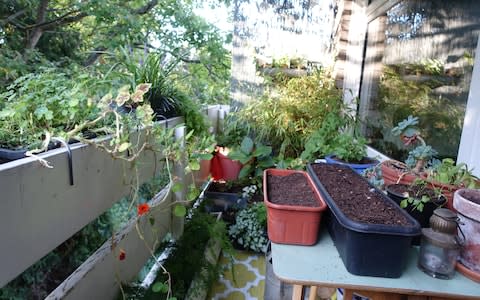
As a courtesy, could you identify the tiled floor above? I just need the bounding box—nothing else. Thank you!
[208,251,266,300]
[207,250,339,300]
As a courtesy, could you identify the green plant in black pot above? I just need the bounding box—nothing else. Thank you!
[397,179,446,213]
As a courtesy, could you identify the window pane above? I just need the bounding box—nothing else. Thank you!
[362,0,480,161]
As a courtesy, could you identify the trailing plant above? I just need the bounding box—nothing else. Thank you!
[0,68,105,149]
[227,136,274,186]
[228,203,268,253]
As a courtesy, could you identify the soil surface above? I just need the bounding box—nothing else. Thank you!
[461,189,480,205]
[387,184,446,205]
[330,155,377,164]
[310,164,413,226]
[207,181,244,194]
[267,173,319,207]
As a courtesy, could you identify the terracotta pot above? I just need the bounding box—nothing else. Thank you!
[210,147,242,181]
[453,189,480,276]
[422,175,458,210]
[381,160,419,186]
[263,169,327,245]
[192,159,211,187]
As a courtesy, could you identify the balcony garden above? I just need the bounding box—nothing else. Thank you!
[1,1,480,300]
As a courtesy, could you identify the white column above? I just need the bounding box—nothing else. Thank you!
[457,35,480,177]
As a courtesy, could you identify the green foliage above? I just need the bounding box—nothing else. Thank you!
[426,158,480,188]
[399,179,445,212]
[228,137,274,185]
[228,203,268,253]
[215,114,249,147]
[235,70,343,158]
[145,211,232,300]
[0,68,103,149]
[330,133,367,163]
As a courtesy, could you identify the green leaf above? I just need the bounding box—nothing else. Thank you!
[118,142,131,153]
[253,145,272,157]
[189,160,200,171]
[174,205,187,217]
[238,164,252,178]
[228,151,248,162]
[172,182,183,193]
[152,282,168,293]
[400,199,408,208]
[198,153,213,160]
[240,137,254,154]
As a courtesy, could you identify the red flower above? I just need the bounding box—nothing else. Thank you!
[137,203,150,216]
[118,249,126,261]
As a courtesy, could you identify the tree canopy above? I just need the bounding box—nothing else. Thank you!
[0,0,231,103]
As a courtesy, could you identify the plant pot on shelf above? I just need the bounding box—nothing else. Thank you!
[453,189,480,282]
[203,180,247,213]
[325,154,379,175]
[307,163,421,278]
[192,159,212,188]
[381,159,420,186]
[263,169,327,245]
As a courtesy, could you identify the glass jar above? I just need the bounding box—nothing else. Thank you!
[417,208,460,279]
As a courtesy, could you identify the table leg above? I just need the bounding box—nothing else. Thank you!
[308,285,318,300]
[292,284,304,300]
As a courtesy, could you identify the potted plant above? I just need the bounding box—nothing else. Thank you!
[263,168,327,245]
[323,133,379,174]
[422,158,480,210]
[307,162,421,278]
[386,179,446,245]
[203,179,249,213]
[381,116,437,186]
[453,189,480,283]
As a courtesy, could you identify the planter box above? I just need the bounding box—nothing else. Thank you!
[203,180,247,212]
[263,169,327,245]
[307,163,421,278]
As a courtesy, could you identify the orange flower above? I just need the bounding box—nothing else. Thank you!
[118,249,126,261]
[137,203,150,216]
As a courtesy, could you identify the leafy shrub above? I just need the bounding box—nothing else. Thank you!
[228,203,268,253]
[236,70,343,158]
